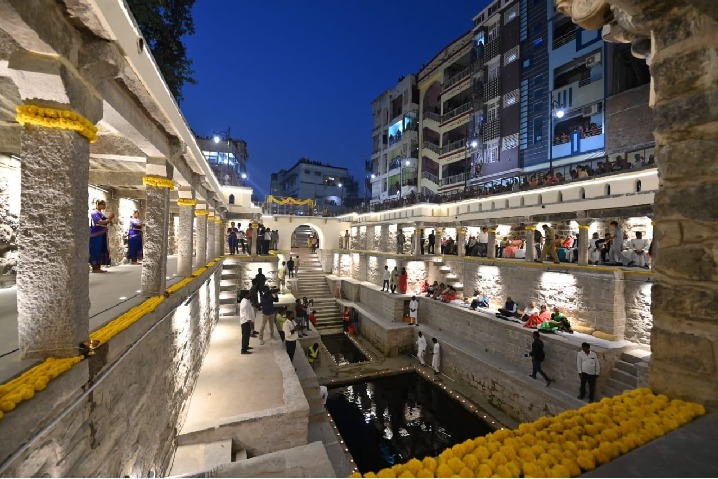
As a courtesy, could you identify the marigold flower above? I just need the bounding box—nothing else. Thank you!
[561,458,581,477]
[397,471,413,478]
[462,453,479,470]
[438,449,454,464]
[447,457,463,474]
[476,463,493,478]
[435,463,452,478]
[422,457,437,472]
[416,469,433,478]
[576,451,596,471]
[406,459,423,475]
[474,446,490,460]
[348,473,361,478]
[377,468,396,478]
[459,467,473,478]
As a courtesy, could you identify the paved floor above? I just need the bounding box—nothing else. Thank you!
[0,256,186,383]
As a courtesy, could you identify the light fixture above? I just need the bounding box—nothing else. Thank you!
[241,173,247,179]
[213,135,220,143]
[405,160,410,166]
[470,140,478,148]
[555,109,565,119]
[370,173,376,179]
[338,183,343,187]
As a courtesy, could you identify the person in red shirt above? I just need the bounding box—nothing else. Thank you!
[308,310,317,329]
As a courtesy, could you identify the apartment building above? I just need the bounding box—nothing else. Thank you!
[196,135,249,187]
[269,159,348,213]
[369,75,420,203]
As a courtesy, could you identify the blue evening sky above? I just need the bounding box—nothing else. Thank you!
[181,1,491,197]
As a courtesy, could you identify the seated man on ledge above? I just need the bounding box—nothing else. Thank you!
[426,281,439,298]
[470,290,490,310]
[524,304,550,329]
[432,282,446,300]
[496,296,519,319]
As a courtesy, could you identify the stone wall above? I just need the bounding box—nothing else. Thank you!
[623,277,653,347]
[237,258,279,291]
[0,265,221,477]
[0,161,18,288]
[605,84,655,154]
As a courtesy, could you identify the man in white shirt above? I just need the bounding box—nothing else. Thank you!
[577,342,601,402]
[277,261,287,293]
[283,311,299,362]
[477,227,489,257]
[627,231,650,268]
[381,265,390,292]
[409,296,419,326]
[431,337,441,374]
[416,331,427,365]
[239,291,255,354]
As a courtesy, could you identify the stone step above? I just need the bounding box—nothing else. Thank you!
[621,351,649,363]
[615,360,638,375]
[610,368,638,387]
[438,266,451,273]
[605,378,633,393]
[169,439,233,476]
[233,449,248,462]
[219,305,236,316]
[602,386,622,398]
[219,297,236,305]
[444,273,458,280]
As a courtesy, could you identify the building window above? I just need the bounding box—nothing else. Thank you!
[503,89,520,107]
[305,169,310,174]
[486,140,500,162]
[488,23,500,42]
[229,194,235,204]
[533,117,543,143]
[487,100,500,121]
[488,62,501,81]
[488,2,500,16]
[504,46,519,65]
[523,57,532,69]
[534,75,543,87]
[502,133,519,150]
[504,4,519,24]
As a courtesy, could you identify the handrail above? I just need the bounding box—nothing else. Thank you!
[443,67,470,90]
[422,111,441,123]
[440,138,466,155]
[441,102,472,123]
[440,172,467,186]
[422,171,439,184]
[423,140,440,154]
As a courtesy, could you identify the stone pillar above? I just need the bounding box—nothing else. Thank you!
[524,226,536,262]
[556,0,718,406]
[434,227,443,255]
[141,166,173,297]
[487,227,497,259]
[457,228,466,257]
[195,207,208,266]
[215,218,224,257]
[167,213,178,256]
[577,222,591,266]
[105,193,123,265]
[176,197,195,277]
[413,224,422,256]
[250,220,258,257]
[206,213,216,260]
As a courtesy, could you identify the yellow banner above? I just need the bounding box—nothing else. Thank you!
[266,195,314,208]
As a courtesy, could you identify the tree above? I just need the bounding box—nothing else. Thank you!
[126,0,197,103]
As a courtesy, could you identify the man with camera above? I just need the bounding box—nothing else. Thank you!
[528,331,552,387]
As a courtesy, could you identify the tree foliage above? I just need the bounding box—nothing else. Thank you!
[126,0,197,103]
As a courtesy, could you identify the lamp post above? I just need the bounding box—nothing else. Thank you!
[548,92,565,175]
[464,139,479,189]
[398,159,411,198]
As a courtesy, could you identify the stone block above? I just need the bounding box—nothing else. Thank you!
[652,48,718,101]
[652,283,718,322]
[658,140,718,180]
[651,326,715,375]
[656,245,717,282]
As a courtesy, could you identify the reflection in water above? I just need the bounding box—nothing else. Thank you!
[327,373,492,473]
[322,333,367,365]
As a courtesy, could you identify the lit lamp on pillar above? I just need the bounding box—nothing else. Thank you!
[549,93,565,176]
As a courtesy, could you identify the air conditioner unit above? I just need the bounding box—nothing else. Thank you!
[585,52,601,67]
[582,103,600,116]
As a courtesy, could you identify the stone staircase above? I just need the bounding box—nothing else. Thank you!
[219,259,239,316]
[603,350,650,397]
[296,251,343,333]
[433,257,464,294]
[293,225,315,249]
[169,439,248,476]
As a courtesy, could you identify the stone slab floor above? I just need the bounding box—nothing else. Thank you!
[0,256,187,383]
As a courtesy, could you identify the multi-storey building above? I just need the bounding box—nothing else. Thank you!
[269,159,348,213]
[196,135,249,187]
[369,75,420,203]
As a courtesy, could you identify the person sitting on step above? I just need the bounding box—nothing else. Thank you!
[520,301,540,322]
[432,282,445,301]
[441,285,457,303]
[496,296,519,319]
[524,304,550,329]
[470,290,490,310]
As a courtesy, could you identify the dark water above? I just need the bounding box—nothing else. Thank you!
[326,373,492,473]
[322,333,367,365]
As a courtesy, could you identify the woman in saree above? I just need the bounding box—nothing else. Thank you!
[127,210,144,264]
[89,200,114,273]
[398,267,408,294]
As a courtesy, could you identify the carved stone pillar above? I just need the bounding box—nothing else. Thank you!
[215,218,224,257]
[487,226,497,259]
[434,227,443,255]
[250,221,258,257]
[577,222,591,266]
[206,212,216,260]
[195,207,208,266]
[457,228,466,257]
[177,197,195,277]
[413,223,423,256]
[524,226,536,262]
[141,166,173,297]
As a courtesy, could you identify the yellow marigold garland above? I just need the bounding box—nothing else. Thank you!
[177,198,197,206]
[142,175,175,189]
[195,209,209,216]
[16,105,98,143]
[355,388,705,478]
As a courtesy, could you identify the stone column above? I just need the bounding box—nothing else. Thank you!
[176,197,195,277]
[250,220,258,257]
[105,193,123,266]
[556,0,718,406]
[413,224,422,256]
[524,226,536,262]
[457,228,466,257]
[434,227,443,255]
[577,222,591,266]
[141,165,173,297]
[206,213,216,260]
[487,227,497,259]
[215,218,224,257]
[167,213,178,256]
[195,207,208,266]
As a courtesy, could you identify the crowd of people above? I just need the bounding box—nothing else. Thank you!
[553,122,602,145]
[226,222,279,255]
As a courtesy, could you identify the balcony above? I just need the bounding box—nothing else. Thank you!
[554,79,603,111]
[441,102,472,124]
[422,170,439,185]
[553,28,577,50]
[440,172,467,186]
[442,67,471,96]
[423,140,440,154]
[440,138,466,155]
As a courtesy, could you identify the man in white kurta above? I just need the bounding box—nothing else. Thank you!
[416,331,427,366]
[409,296,419,326]
[627,232,650,267]
[431,338,441,374]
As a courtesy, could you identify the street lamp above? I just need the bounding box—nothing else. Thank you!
[464,138,479,189]
[399,159,411,198]
[549,92,565,175]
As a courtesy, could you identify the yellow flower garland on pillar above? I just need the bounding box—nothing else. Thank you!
[142,175,175,189]
[195,209,209,216]
[177,198,197,207]
[16,105,98,143]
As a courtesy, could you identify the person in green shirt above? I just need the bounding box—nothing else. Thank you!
[548,306,573,333]
[307,343,319,366]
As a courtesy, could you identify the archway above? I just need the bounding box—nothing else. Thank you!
[290,223,325,252]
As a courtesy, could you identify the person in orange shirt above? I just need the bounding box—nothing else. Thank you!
[342,306,351,333]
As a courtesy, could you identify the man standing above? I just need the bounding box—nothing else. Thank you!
[477,227,489,257]
[283,311,299,362]
[254,268,267,290]
[277,261,287,293]
[416,331,427,366]
[272,229,279,250]
[607,221,624,266]
[352,307,360,336]
[577,342,601,402]
[246,223,254,255]
[419,229,425,255]
[397,230,405,254]
[529,331,552,387]
[431,338,441,375]
[533,228,543,259]
[390,265,400,294]
[537,224,560,263]
[259,286,278,345]
[239,291,255,354]
[409,295,419,326]
[344,229,351,249]
[264,228,272,254]
[381,265,390,291]
[287,256,295,279]
[294,255,301,275]
[428,230,435,254]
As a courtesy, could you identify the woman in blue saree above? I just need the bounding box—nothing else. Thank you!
[89,200,114,273]
[127,210,144,264]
